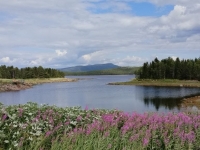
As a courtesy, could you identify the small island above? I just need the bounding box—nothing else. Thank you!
[109,57,200,87]
[109,57,200,109]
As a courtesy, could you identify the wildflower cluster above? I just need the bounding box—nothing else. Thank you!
[0,102,109,149]
[56,111,200,150]
[1,102,200,149]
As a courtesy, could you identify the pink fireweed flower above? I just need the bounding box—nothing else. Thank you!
[18,137,24,147]
[54,123,62,131]
[164,138,170,145]
[145,129,151,138]
[85,105,88,111]
[129,134,139,142]
[48,109,53,114]
[64,121,70,125]
[45,131,52,137]
[143,138,149,147]
[76,115,82,122]
[194,123,199,129]
[104,131,110,138]
[73,128,78,133]
[49,117,54,124]
[42,114,47,120]
[1,114,8,121]
[186,131,195,143]
[18,108,23,117]
[32,116,40,123]
[102,114,114,124]
[86,129,91,135]
[77,128,85,134]
[107,144,112,149]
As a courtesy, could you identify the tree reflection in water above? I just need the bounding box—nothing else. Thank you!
[143,93,200,111]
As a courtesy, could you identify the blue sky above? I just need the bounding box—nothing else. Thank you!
[0,0,200,68]
[89,1,174,17]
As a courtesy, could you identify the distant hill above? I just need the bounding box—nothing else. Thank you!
[59,63,119,72]
[64,67,140,76]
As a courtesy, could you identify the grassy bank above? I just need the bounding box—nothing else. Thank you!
[1,103,200,149]
[0,78,77,85]
[109,79,200,87]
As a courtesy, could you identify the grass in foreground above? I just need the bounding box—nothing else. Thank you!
[1,103,200,149]
[109,79,200,87]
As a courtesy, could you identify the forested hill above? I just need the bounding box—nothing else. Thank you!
[136,57,200,80]
[0,65,65,79]
[59,63,119,72]
[64,67,140,75]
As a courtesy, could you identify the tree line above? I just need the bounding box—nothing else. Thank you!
[136,57,200,80]
[0,65,65,79]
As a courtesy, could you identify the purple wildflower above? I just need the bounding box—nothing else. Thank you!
[45,131,52,137]
[1,114,8,121]
[104,131,110,138]
[85,105,88,111]
[18,108,23,117]
[143,138,149,147]
[107,144,112,149]
[77,115,82,122]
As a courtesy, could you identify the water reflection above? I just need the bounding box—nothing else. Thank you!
[143,92,200,111]
[144,97,182,111]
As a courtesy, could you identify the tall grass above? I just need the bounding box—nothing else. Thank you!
[1,102,200,149]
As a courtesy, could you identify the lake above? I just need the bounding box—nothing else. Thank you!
[0,75,200,113]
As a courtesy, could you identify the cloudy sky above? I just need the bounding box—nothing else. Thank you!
[0,0,200,68]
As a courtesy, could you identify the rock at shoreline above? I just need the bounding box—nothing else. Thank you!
[181,96,200,109]
[0,78,78,92]
[0,83,33,92]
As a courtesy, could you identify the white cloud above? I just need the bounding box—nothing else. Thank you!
[171,56,177,61]
[0,57,12,63]
[0,0,200,68]
[111,56,147,66]
[145,0,200,6]
[30,60,39,65]
[82,54,91,62]
[1,57,10,63]
[146,4,200,43]
[55,50,67,56]
[80,51,106,64]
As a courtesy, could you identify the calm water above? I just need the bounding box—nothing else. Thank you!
[0,75,200,113]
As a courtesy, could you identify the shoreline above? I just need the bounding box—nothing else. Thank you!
[108,79,200,87]
[109,79,200,109]
[181,96,200,110]
[0,78,78,92]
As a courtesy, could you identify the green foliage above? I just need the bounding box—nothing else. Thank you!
[64,67,140,76]
[137,57,200,80]
[0,65,65,79]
